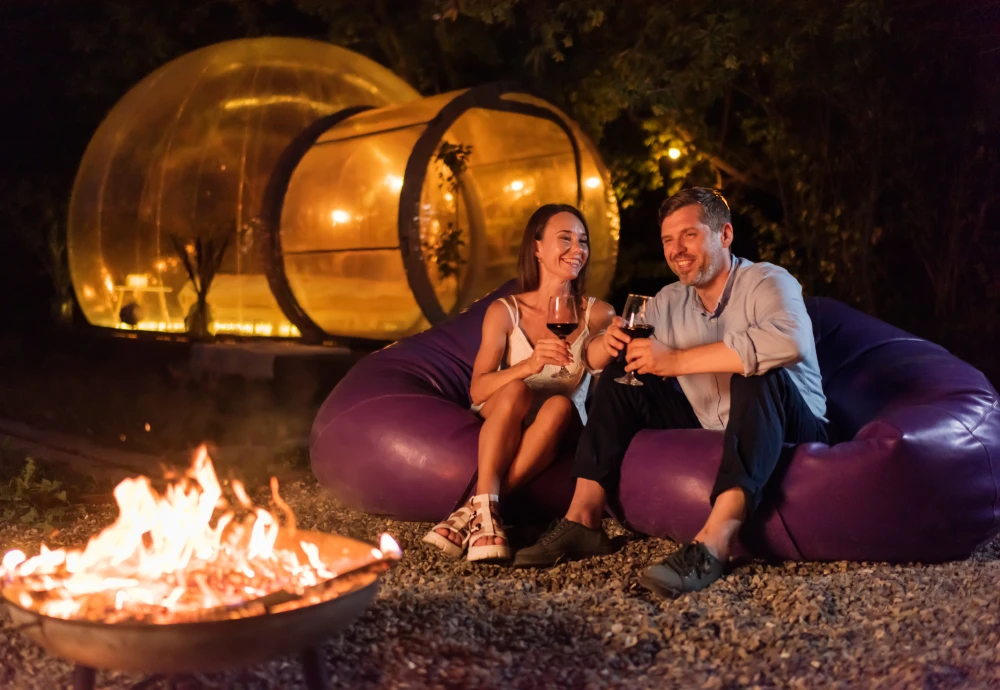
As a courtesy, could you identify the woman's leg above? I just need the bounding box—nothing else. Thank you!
[435,380,532,545]
[473,395,576,549]
[503,395,576,494]
[477,380,533,494]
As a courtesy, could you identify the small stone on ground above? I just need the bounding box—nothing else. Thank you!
[2,479,998,688]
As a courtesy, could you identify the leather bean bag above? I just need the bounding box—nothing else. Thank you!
[311,284,1000,562]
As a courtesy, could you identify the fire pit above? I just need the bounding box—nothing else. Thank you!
[0,446,402,689]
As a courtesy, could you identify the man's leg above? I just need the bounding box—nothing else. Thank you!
[514,359,700,566]
[569,360,701,526]
[641,367,828,595]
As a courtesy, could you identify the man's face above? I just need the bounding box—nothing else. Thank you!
[659,204,732,287]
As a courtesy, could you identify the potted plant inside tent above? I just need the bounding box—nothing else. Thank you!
[169,229,231,340]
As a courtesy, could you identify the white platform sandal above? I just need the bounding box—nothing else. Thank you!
[422,499,475,558]
[466,493,511,562]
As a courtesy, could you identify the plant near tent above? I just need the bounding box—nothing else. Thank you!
[0,457,72,532]
[425,141,472,283]
[169,229,232,340]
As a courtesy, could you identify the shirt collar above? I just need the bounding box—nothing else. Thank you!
[690,254,740,317]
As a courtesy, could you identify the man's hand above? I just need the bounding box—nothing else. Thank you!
[624,337,679,377]
[602,316,631,359]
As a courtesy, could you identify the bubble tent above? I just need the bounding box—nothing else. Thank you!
[68,38,620,341]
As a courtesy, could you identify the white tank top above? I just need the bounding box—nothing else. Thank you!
[472,295,595,424]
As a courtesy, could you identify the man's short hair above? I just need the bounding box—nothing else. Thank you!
[657,187,732,233]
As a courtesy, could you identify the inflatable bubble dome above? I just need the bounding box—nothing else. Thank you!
[67,38,620,341]
[68,38,421,338]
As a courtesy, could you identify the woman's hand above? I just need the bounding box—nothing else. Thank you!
[521,337,572,376]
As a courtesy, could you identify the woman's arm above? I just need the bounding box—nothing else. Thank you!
[470,300,573,405]
[582,299,618,372]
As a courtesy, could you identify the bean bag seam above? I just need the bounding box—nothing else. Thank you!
[970,403,1000,537]
[909,402,999,542]
[770,503,805,561]
[968,400,999,435]
[823,337,943,383]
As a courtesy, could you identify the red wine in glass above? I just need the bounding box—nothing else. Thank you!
[620,324,655,340]
[547,322,576,338]
[615,294,653,386]
[547,295,578,379]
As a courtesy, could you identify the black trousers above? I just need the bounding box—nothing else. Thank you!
[574,360,828,518]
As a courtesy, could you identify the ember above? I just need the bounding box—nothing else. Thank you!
[0,446,401,624]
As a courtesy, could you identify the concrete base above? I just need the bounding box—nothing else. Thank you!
[189,341,352,380]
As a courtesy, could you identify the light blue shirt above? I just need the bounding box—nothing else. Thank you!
[644,256,827,431]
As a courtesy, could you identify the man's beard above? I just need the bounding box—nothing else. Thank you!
[676,251,725,287]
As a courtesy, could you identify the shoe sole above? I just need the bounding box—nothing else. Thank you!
[422,532,465,559]
[512,544,614,569]
[637,572,683,599]
[467,544,512,563]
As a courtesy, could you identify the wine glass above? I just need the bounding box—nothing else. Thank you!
[547,295,579,379]
[615,294,654,386]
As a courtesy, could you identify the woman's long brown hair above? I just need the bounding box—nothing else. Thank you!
[515,204,590,294]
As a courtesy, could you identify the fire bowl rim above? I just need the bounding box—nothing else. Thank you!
[1,528,393,629]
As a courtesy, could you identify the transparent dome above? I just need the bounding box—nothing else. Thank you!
[67,38,421,337]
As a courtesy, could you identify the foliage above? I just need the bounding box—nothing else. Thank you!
[425,141,473,281]
[1,0,997,379]
[0,457,72,532]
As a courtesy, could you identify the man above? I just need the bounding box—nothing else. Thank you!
[514,187,828,596]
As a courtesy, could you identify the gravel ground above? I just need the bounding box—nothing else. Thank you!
[2,479,999,689]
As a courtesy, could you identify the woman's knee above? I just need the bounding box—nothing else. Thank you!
[536,395,575,428]
[495,379,533,415]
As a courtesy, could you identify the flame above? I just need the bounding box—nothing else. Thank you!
[0,446,399,624]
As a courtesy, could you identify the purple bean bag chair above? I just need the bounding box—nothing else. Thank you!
[311,284,1000,562]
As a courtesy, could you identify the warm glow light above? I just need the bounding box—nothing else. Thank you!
[222,95,331,111]
[585,176,601,189]
[81,285,96,300]
[330,209,350,224]
[667,147,682,160]
[384,175,403,192]
[118,320,186,332]
[155,260,167,272]
[104,276,114,294]
[379,534,402,559]
[444,193,454,202]
[1,550,26,573]
[126,274,150,289]
[509,180,524,192]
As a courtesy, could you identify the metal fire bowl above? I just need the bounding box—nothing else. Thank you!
[3,529,389,673]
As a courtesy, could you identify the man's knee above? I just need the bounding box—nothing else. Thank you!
[729,368,790,396]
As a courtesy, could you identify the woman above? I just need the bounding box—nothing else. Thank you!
[423,204,617,562]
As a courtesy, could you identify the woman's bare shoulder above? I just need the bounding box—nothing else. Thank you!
[483,298,515,330]
[586,297,616,327]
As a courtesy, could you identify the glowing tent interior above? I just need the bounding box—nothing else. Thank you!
[67,38,619,341]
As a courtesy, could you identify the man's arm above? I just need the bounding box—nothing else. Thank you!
[721,270,811,376]
[625,339,745,376]
[625,269,811,378]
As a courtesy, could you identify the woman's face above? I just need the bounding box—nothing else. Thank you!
[535,211,589,284]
